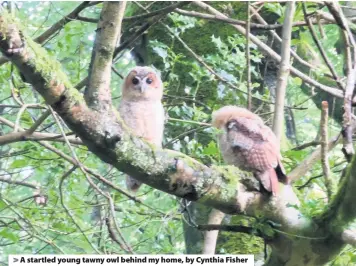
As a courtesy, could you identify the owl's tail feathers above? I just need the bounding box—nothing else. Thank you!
[257,169,279,196]
[269,168,279,196]
[126,175,142,193]
[275,159,290,184]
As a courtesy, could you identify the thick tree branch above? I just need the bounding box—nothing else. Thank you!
[198,223,272,239]
[342,66,356,161]
[202,209,225,254]
[292,141,321,151]
[272,1,295,141]
[78,2,192,24]
[85,2,126,111]
[317,153,356,240]
[341,229,356,247]
[0,116,82,145]
[35,2,99,44]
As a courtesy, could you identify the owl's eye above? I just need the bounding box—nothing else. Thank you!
[132,77,139,85]
[146,78,153,84]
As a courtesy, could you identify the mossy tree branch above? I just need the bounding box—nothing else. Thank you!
[317,153,356,241]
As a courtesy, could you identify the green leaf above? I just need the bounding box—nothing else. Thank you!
[0,229,19,243]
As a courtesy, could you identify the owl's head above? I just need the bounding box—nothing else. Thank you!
[122,66,163,101]
[212,105,263,129]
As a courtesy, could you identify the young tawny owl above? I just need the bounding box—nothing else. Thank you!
[212,106,288,195]
[119,66,165,192]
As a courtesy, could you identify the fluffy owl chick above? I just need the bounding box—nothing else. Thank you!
[119,66,165,192]
[212,106,288,195]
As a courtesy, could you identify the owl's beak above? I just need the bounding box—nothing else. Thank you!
[140,84,149,93]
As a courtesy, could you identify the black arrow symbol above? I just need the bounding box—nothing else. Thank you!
[13,258,18,263]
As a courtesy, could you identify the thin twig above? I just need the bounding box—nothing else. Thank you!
[11,84,23,106]
[51,107,134,253]
[168,118,211,127]
[174,8,333,30]
[107,196,134,253]
[0,177,38,189]
[76,15,98,23]
[164,126,209,148]
[124,2,190,21]
[0,104,45,109]
[292,141,321,151]
[27,110,51,135]
[325,2,356,161]
[297,167,344,190]
[302,3,343,90]
[105,217,131,252]
[246,2,252,110]
[114,5,180,60]
[320,101,333,199]
[198,224,271,239]
[0,115,81,146]
[14,104,31,132]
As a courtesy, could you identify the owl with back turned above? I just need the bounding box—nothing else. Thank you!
[119,66,165,192]
[212,106,288,195]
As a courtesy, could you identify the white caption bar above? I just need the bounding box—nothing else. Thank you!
[9,255,254,266]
